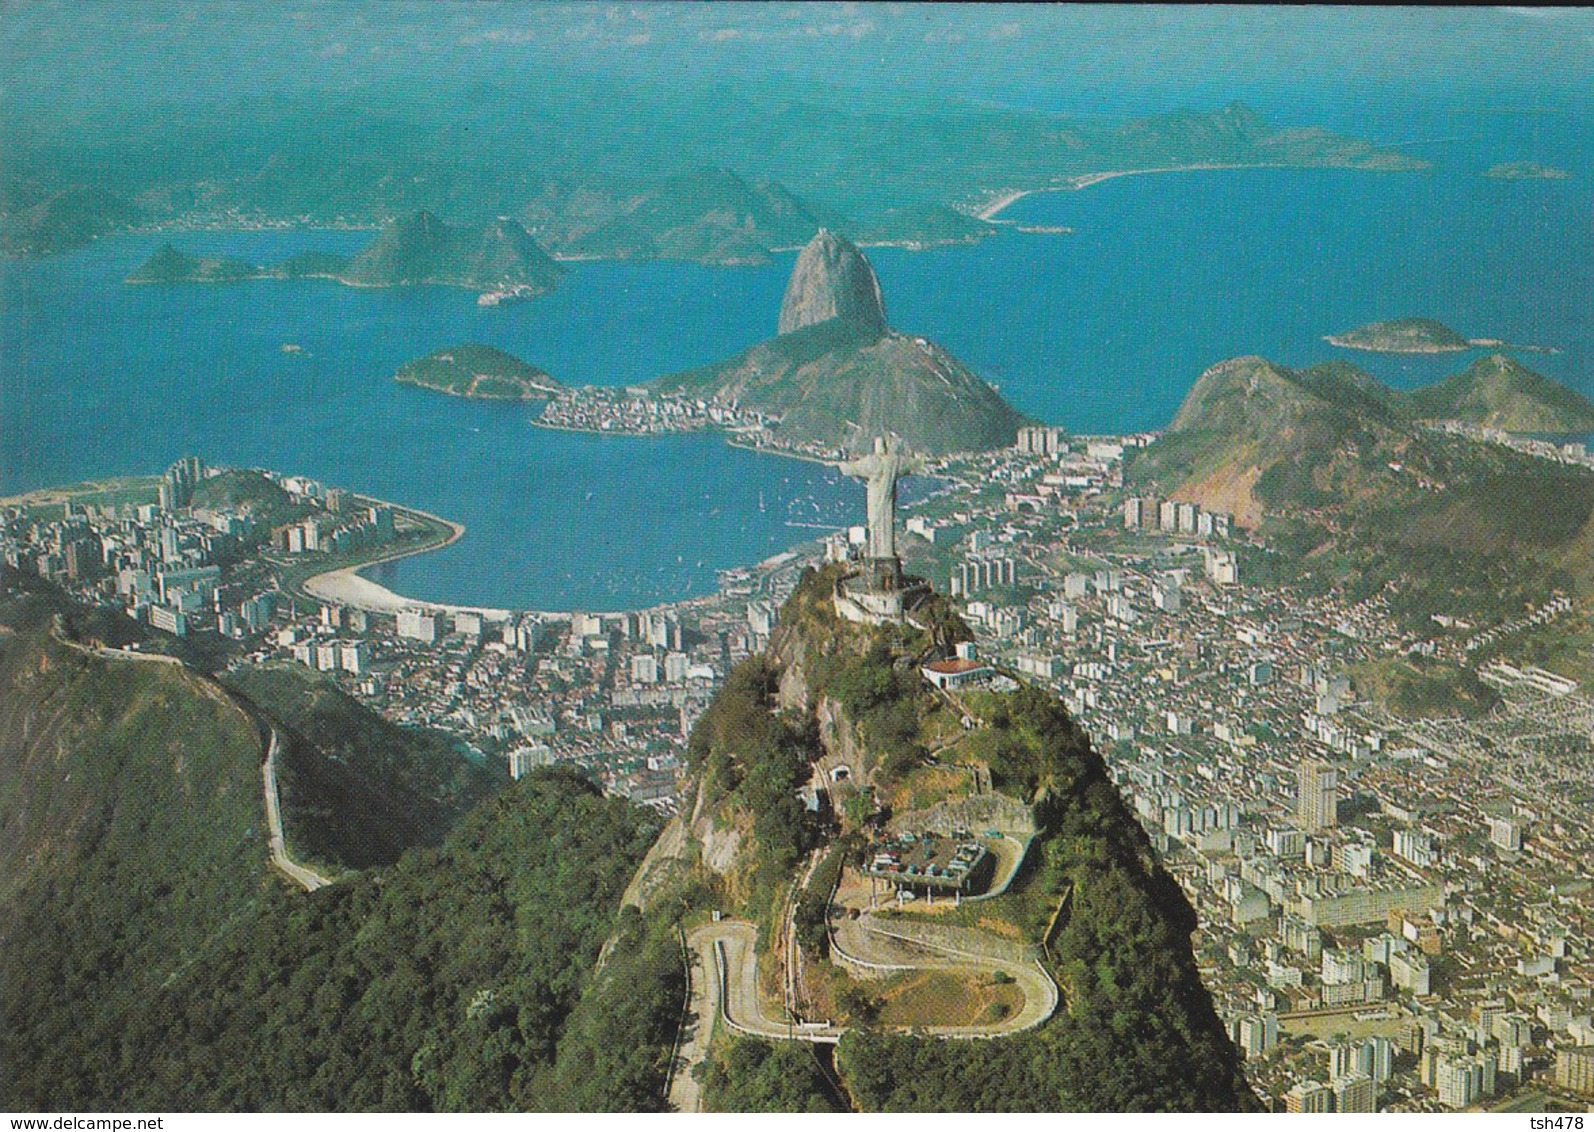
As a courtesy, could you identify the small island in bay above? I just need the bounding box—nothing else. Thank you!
[1325,317,1473,354]
[1483,161,1571,181]
[394,343,565,401]
[124,211,564,299]
[125,242,259,284]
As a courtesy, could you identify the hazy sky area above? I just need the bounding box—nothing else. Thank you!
[2,3,1591,129]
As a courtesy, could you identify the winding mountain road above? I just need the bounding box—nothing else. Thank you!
[686,921,842,1046]
[50,621,332,893]
[829,916,1059,1036]
[260,724,333,892]
[676,909,1060,1085]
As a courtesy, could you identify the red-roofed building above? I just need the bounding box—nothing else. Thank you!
[921,657,994,690]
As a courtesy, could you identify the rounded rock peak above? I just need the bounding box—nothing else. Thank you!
[777,228,888,336]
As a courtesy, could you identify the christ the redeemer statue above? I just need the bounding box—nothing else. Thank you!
[838,436,923,563]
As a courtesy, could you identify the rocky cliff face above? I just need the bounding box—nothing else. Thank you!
[655,226,1026,455]
[776,229,888,336]
[341,210,563,292]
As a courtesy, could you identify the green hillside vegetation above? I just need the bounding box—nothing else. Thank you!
[125,241,259,283]
[702,1038,845,1112]
[1130,354,1594,657]
[1400,353,1594,433]
[7,767,675,1111]
[395,343,565,400]
[679,567,1256,1111]
[1,579,677,1112]
[188,469,314,568]
[687,657,823,906]
[0,595,269,1107]
[1133,356,1379,517]
[1326,317,1470,353]
[223,664,505,871]
[1291,359,1403,423]
[189,467,306,530]
[1350,657,1498,721]
[541,904,688,1111]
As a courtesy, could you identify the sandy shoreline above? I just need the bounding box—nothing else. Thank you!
[976,163,1285,221]
[302,567,520,620]
[300,499,536,620]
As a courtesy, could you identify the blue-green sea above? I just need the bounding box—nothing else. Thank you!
[2,117,1589,610]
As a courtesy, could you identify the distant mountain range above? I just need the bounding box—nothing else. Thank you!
[652,230,1028,455]
[126,211,564,295]
[523,168,856,266]
[6,96,1426,260]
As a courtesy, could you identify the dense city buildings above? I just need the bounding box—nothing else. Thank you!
[6,429,1593,1113]
[1298,759,1339,833]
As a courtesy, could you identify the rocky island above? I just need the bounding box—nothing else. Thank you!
[394,344,565,401]
[1483,161,1571,181]
[1325,317,1473,354]
[125,243,259,284]
[124,211,564,299]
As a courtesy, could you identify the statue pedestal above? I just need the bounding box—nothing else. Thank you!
[834,558,927,625]
[860,555,903,592]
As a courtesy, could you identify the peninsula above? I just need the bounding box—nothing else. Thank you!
[537,230,1030,458]
[394,344,565,401]
[125,243,259,284]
